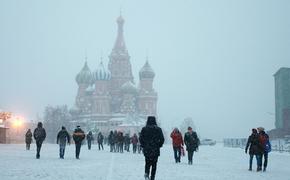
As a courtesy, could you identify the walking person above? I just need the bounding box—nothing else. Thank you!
[170,128,184,163]
[131,133,138,154]
[87,131,94,150]
[137,132,142,154]
[117,132,124,153]
[73,126,85,159]
[108,131,115,152]
[257,127,271,172]
[56,126,71,159]
[140,116,164,180]
[113,130,118,152]
[33,122,46,159]
[184,126,200,165]
[97,132,104,150]
[245,128,263,171]
[124,133,131,152]
[25,129,32,150]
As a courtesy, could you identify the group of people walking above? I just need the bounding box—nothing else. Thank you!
[107,130,142,154]
[24,117,271,180]
[245,127,271,172]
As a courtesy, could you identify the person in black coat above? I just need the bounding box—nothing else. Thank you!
[97,132,104,150]
[87,131,94,150]
[56,126,71,159]
[25,129,32,150]
[245,128,263,171]
[73,126,85,159]
[140,116,164,180]
[124,133,131,152]
[108,131,115,152]
[184,126,200,165]
[33,122,46,159]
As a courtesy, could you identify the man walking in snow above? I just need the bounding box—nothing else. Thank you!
[245,128,263,171]
[25,129,32,150]
[140,116,164,180]
[97,132,104,150]
[257,127,271,172]
[73,126,85,159]
[86,131,94,150]
[33,122,46,159]
[56,126,71,159]
[184,126,200,165]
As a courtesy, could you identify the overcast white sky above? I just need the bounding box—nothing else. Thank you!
[1,0,290,139]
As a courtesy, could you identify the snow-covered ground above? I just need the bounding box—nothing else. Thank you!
[0,143,289,180]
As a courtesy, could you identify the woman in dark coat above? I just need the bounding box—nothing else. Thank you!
[245,128,263,171]
[140,116,164,180]
[25,129,32,150]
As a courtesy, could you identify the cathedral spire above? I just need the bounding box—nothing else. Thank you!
[113,15,126,52]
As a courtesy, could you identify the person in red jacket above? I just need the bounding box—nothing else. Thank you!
[170,128,184,163]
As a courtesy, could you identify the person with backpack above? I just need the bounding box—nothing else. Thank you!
[245,128,263,171]
[170,128,184,163]
[140,116,164,180]
[73,126,85,159]
[56,126,71,159]
[184,126,200,165]
[25,129,32,150]
[131,133,139,153]
[257,127,271,172]
[86,131,94,150]
[97,132,104,150]
[33,122,46,159]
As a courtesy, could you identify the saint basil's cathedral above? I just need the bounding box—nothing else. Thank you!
[70,15,158,134]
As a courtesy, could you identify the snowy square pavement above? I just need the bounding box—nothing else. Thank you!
[0,144,289,180]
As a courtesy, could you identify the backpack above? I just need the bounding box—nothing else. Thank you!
[265,140,271,153]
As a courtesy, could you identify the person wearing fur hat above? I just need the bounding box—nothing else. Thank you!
[140,116,164,180]
[245,128,263,171]
[257,127,270,172]
[184,126,200,165]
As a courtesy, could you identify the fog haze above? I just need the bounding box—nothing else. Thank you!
[1,0,290,139]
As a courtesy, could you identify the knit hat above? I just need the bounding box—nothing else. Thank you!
[257,127,265,131]
[188,126,192,130]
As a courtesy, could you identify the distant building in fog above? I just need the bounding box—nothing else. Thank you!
[70,15,158,134]
[274,67,290,129]
[269,67,290,138]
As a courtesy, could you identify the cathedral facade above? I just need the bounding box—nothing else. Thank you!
[70,15,158,134]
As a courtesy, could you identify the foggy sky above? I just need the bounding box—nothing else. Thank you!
[1,0,290,139]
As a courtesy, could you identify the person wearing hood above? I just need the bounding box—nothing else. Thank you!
[86,131,94,150]
[33,122,46,159]
[73,126,85,159]
[245,128,263,171]
[170,128,184,163]
[56,126,71,159]
[25,129,33,150]
[257,127,271,172]
[140,116,164,180]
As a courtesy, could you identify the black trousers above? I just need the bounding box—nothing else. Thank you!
[36,141,43,158]
[75,143,82,158]
[133,144,137,153]
[145,157,158,180]
[87,140,91,150]
[188,150,194,163]
[173,146,181,162]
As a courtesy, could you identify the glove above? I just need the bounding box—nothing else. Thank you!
[245,149,247,154]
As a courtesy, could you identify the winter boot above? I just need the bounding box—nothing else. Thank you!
[263,167,266,172]
[257,166,262,172]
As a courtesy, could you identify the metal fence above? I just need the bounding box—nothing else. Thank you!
[223,138,290,153]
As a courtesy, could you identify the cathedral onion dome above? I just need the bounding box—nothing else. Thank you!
[121,81,138,94]
[94,62,111,81]
[139,61,155,79]
[76,61,93,85]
